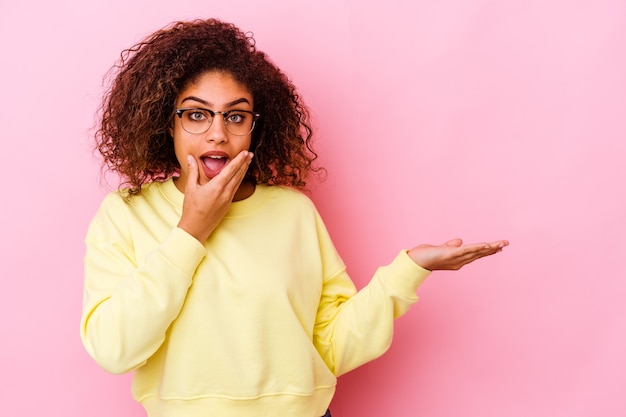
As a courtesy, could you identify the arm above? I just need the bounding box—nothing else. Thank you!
[81,151,253,373]
[313,220,508,376]
[80,197,206,374]
[313,250,430,376]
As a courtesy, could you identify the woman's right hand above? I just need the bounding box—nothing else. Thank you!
[177,151,253,243]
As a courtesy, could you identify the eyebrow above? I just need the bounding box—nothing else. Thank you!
[180,96,251,108]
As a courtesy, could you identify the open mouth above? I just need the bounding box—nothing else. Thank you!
[200,154,228,177]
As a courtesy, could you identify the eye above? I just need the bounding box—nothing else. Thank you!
[225,111,248,124]
[186,109,209,122]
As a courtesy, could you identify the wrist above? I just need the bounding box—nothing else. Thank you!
[407,248,433,271]
[177,220,209,243]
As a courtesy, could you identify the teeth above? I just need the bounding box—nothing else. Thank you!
[207,155,224,159]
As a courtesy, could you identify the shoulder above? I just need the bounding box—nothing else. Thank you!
[256,186,330,233]
[263,184,313,202]
[88,182,165,231]
[263,185,318,212]
[99,181,167,209]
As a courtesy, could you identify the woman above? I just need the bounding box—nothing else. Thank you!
[81,18,508,417]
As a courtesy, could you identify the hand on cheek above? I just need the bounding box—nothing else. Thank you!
[177,150,254,243]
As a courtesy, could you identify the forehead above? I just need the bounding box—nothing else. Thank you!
[179,70,252,104]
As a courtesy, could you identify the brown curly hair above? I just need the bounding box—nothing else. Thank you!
[96,18,321,195]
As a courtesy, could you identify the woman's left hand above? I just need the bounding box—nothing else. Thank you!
[408,238,509,271]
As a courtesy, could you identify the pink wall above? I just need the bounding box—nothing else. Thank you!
[1,1,624,416]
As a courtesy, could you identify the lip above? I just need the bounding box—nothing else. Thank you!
[201,150,230,159]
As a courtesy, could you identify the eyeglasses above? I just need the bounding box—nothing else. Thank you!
[174,108,261,136]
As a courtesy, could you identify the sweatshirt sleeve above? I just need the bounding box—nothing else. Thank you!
[312,214,431,377]
[80,194,206,374]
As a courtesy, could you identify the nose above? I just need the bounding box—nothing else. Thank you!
[205,114,228,143]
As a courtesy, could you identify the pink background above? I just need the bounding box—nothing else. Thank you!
[1,1,625,416]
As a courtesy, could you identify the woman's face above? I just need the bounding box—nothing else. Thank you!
[171,70,254,190]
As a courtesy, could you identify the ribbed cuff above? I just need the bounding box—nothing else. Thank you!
[158,227,207,278]
[379,250,431,295]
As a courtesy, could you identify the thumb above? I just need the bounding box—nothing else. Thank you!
[443,238,463,247]
[185,155,200,191]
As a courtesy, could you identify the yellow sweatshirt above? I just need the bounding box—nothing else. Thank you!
[81,179,430,417]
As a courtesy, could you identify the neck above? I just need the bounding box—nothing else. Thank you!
[233,180,255,202]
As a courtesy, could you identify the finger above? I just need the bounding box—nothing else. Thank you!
[485,240,509,248]
[220,151,253,189]
[461,242,507,264]
[214,150,250,182]
[230,151,253,181]
[450,244,499,266]
[462,240,508,253]
[196,152,252,204]
[473,241,508,254]
[453,242,490,256]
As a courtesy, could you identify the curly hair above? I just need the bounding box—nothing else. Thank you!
[95,18,321,195]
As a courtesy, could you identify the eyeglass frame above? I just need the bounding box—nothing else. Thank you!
[174,107,262,136]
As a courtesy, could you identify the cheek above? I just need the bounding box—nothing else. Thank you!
[171,133,188,167]
[243,135,253,151]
